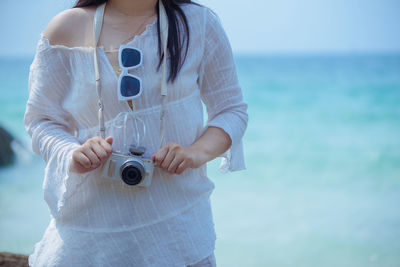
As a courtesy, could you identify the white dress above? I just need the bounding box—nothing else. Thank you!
[24,3,248,267]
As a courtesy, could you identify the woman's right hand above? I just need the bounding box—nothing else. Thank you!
[69,136,114,174]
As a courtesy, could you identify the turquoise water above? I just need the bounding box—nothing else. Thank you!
[1,54,400,266]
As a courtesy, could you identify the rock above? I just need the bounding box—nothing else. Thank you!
[0,125,16,167]
[0,252,28,267]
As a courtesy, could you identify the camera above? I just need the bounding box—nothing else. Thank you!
[101,145,154,187]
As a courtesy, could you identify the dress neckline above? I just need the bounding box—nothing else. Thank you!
[38,16,157,52]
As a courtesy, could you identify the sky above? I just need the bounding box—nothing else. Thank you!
[0,0,399,57]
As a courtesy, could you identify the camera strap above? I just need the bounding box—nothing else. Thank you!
[93,1,169,149]
[93,3,106,139]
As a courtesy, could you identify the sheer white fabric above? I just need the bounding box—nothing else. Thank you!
[24,4,248,267]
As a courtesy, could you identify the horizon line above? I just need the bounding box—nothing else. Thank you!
[1,50,400,61]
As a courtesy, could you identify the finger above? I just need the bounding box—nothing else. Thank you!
[74,152,91,169]
[82,147,101,167]
[153,146,170,166]
[161,148,178,170]
[105,136,113,145]
[167,153,185,174]
[91,142,109,162]
[98,138,113,154]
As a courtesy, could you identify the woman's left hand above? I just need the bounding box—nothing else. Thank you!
[152,142,209,175]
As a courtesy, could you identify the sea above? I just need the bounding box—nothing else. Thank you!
[0,54,399,267]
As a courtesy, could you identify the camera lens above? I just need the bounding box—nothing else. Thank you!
[120,161,145,186]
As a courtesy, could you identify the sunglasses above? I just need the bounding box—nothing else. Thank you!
[117,45,143,101]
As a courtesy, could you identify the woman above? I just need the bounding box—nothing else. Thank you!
[24,0,248,266]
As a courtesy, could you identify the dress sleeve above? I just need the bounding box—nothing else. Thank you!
[197,8,249,173]
[24,35,90,219]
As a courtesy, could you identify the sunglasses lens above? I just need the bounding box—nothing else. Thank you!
[120,76,140,97]
[121,48,141,68]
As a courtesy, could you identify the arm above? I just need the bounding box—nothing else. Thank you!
[190,126,232,164]
[152,7,248,175]
[25,38,84,219]
[24,10,106,218]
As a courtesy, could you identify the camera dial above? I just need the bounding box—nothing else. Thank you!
[129,145,145,156]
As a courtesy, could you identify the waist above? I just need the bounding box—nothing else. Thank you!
[53,186,214,233]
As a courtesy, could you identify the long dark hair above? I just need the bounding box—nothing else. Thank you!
[73,0,197,82]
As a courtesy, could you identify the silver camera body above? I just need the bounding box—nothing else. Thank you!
[101,145,154,187]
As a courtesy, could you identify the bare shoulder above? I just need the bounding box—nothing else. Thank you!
[42,6,96,47]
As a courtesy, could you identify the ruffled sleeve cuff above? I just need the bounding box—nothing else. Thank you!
[43,142,91,219]
[203,112,247,173]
